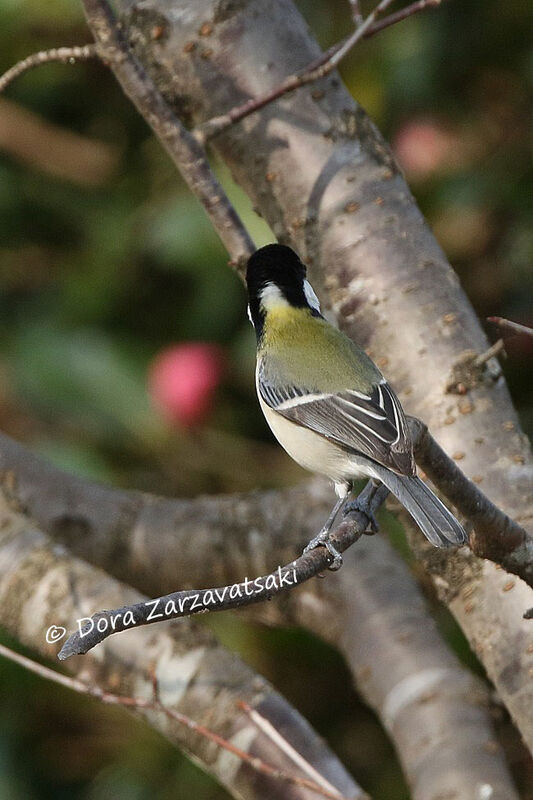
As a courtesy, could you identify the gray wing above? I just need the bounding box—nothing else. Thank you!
[258,362,415,476]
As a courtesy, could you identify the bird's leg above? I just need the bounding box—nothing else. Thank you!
[343,479,387,534]
[303,483,351,571]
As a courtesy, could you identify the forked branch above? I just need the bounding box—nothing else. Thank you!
[194,0,449,143]
[0,0,450,166]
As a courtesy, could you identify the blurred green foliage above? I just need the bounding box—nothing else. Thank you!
[0,1,532,798]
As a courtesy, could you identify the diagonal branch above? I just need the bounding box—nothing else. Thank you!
[58,482,388,659]
[80,0,254,268]
[0,506,368,800]
[409,417,533,586]
[0,644,348,800]
[194,0,396,144]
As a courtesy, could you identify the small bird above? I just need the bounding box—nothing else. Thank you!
[246,243,466,567]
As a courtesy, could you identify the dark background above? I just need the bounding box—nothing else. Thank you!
[0,1,532,797]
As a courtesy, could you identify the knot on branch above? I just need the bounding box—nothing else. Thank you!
[445,341,504,395]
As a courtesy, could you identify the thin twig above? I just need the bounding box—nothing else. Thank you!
[0,2,254,267]
[58,482,387,659]
[195,0,396,144]
[80,0,254,269]
[195,0,449,144]
[0,644,346,800]
[0,0,449,259]
[0,45,98,93]
[238,700,345,799]
[368,0,445,37]
[488,317,533,339]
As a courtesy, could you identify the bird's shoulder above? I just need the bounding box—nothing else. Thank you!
[259,310,381,394]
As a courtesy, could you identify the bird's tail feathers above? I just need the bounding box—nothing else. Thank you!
[370,465,466,547]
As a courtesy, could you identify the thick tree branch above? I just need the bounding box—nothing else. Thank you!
[0,502,366,800]
[0,472,519,799]
[118,0,533,751]
[195,0,449,144]
[0,644,349,800]
[0,431,519,797]
[57,482,387,659]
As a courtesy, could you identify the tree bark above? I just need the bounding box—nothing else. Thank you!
[118,0,533,749]
[0,493,366,800]
[1,0,531,793]
[0,434,519,799]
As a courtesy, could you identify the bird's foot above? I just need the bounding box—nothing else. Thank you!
[343,495,379,534]
[303,531,343,571]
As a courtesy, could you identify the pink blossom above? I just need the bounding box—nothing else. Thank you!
[393,117,457,178]
[149,342,225,427]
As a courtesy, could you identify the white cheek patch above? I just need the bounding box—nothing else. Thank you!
[303,279,321,313]
[260,282,289,312]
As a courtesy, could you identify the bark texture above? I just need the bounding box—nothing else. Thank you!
[0,436,519,799]
[1,0,531,795]
[118,0,533,749]
[0,493,366,800]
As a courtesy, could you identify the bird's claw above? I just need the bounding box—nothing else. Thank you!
[343,498,379,534]
[303,531,343,571]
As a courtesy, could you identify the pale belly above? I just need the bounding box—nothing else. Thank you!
[259,395,372,487]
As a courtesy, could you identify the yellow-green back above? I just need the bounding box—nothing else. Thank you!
[258,306,381,393]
